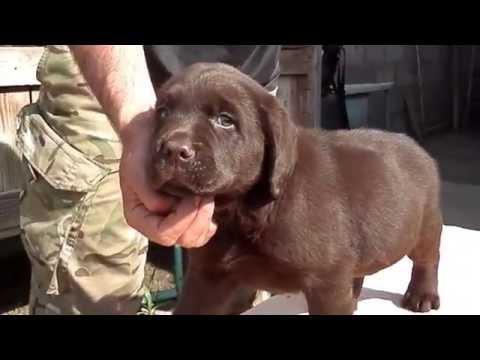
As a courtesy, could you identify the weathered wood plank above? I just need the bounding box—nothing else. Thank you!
[277,75,313,127]
[0,46,43,87]
[278,76,297,123]
[310,46,322,128]
[30,89,40,103]
[0,91,30,193]
[297,76,312,127]
[278,46,318,128]
[280,47,312,75]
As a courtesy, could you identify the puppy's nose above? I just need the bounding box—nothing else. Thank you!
[161,139,196,162]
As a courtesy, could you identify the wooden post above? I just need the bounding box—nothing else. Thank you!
[311,46,323,128]
[278,45,319,128]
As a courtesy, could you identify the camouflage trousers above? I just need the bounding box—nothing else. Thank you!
[16,46,149,315]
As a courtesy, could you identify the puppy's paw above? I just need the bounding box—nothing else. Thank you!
[402,290,440,313]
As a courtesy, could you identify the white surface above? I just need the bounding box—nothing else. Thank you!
[243,225,480,315]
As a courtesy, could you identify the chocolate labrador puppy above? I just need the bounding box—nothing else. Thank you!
[149,63,442,315]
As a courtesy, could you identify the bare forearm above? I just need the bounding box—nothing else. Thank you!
[69,45,156,136]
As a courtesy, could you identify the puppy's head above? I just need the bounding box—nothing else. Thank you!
[150,63,297,205]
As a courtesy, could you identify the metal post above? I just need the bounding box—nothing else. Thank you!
[385,89,391,131]
[416,45,426,132]
[452,45,460,131]
[464,45,477,129]
[151,245,184,305]
[174,245,184,294]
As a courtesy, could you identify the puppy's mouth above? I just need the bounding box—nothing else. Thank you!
[151,163,219,199]
[160,181,204,198]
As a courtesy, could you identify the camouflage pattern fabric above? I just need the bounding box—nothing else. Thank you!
[16,46,148,315]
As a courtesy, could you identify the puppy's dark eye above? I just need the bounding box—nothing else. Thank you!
[214,113,235,129]
[157,106,169,119]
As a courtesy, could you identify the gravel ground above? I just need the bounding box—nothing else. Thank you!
[4,305,29,315]
[1,241,177,315]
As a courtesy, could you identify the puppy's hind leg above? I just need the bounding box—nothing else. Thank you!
[402,209,442,313]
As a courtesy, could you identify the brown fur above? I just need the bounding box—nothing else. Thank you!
[149,63,442,315]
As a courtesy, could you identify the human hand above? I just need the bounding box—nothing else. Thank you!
[119,110,217,248]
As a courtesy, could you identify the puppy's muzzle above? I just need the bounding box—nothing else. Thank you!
[157,133,196,164]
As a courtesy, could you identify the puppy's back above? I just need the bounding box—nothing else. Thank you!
[324,129,440,196]
[297,127,441,241]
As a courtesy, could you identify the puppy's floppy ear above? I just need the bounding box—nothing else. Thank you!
[253,93,298,203]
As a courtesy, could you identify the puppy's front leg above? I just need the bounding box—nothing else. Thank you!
[304,279,356,315]
[174,268,252,315]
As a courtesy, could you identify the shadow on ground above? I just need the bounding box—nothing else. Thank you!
[359,287,404,308]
